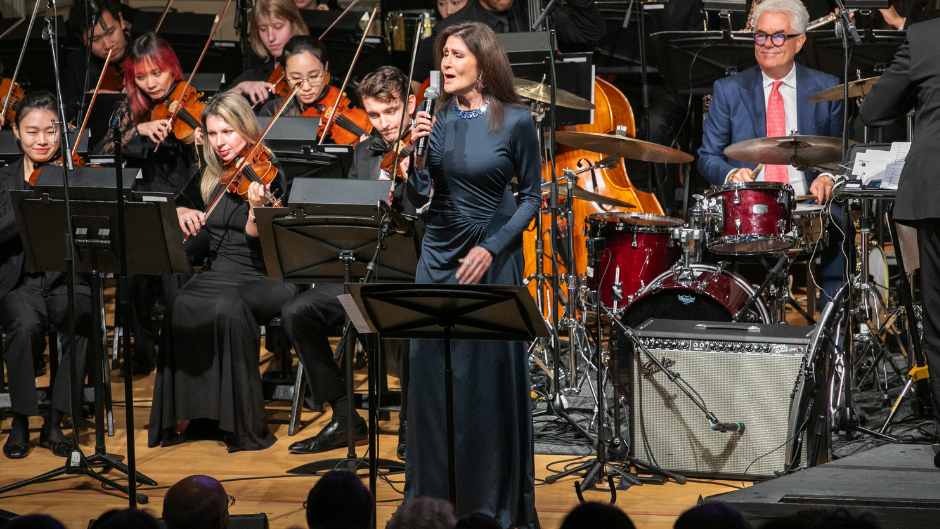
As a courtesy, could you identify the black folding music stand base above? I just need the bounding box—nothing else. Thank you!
[1,179,187,503]
[339,283,550,507]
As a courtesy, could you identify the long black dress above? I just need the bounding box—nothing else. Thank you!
[148,167,295,451]
[404,102,542,528]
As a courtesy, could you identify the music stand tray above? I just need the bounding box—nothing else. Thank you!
[340,283,550,506]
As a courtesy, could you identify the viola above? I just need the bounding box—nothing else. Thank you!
[301,84,372,145]
[220,146,281,206]
[0,78,24,125]
[380,130,412,181]
[267,63,290,98]
[151,81,205,145]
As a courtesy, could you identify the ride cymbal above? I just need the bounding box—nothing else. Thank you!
[551,131,694,163]
[724,135,851,168]
[514,77,595,110]
[806,77,879,103]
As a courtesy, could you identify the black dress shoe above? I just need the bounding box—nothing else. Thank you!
[397,420,406,461]
[288,418,367,454]
[160,430,188,448]
[39,431,73,457]
[3,439,29,459]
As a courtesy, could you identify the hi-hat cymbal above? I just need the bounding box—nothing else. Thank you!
[806,77,880,103]
[724,135,851,168]
[514,77,595,110]
[551,131,694,164]
[541,181,636,209]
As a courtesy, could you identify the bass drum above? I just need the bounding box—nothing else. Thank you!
[618,264,771,329]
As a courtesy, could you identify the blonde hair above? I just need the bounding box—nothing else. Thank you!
[199,92,264,203]
[249,0,309,60]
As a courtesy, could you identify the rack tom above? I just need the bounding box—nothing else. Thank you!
[791,204,829,254]
[705,182,796,254]
[586,212,684,309]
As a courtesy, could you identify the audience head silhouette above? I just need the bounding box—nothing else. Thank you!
[675,503,751,529]
[91,509,162,529]
[560,502,635,529]
[6,515,66,529]
[305,470,374,529]
[386,497,457,529]
[163,475,230,529]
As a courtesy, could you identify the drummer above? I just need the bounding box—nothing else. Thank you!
[697,0,848,305]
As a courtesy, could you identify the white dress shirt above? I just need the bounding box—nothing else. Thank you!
[756,65,807,195]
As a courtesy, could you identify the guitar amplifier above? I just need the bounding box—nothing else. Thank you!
[615,318,830,479]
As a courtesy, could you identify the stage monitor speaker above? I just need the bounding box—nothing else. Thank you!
[617,318,828,479]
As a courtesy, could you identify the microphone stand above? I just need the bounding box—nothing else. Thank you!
[0,5,149,504]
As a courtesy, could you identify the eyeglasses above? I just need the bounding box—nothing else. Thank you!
[754,32,800,47]
[228,495,236,507]
[288,72,326,88]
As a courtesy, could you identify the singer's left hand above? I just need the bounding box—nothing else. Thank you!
[456,246,493,285]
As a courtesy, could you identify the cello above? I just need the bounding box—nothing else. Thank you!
[524,78,663,313]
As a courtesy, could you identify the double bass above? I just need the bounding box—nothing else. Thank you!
[524,78,663,314]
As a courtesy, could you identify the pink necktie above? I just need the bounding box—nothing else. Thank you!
[765,80,788,184]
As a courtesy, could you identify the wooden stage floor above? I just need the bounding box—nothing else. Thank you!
[0,350,747,529]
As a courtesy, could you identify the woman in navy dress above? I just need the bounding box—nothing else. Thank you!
[407,21,542,529]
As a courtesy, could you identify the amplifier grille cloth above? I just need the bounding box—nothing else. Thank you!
[633,348,803,477]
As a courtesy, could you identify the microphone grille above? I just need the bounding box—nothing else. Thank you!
[424,87,440,100]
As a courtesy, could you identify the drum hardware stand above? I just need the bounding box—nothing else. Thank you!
[732,254,792,323]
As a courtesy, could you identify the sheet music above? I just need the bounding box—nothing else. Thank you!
[851,142,911,189]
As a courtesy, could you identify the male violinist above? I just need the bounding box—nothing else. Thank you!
[282,66,426,459]
[697,0,847,305]
[63,0,131,123]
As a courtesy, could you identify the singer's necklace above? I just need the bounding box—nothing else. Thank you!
[453,98,489,119]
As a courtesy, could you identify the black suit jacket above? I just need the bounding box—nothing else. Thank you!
[349,133,428,217]
[860,19,940,222]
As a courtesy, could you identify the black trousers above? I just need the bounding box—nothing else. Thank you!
[0,273,92,416]
[282,285,410,421]
[916,220,940,425]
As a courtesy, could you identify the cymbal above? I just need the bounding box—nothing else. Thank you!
[551,131,694,164]
[541,181,636,209]
[724,135,852,168]
[806,77,880,103]
[513,78,595,110]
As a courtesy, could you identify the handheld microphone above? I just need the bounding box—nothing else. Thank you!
[378,199,413,237]
[712,422,745,433]
[415,72,440,158]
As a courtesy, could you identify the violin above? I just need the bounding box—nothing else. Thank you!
[151,81,204,144]
[28,153,88,186]
[301,80,372,145]
[220,146,281,206]
[99,59,127,92]
[380,130,412,181]
[0,78,24,125]
[267,63,290,99]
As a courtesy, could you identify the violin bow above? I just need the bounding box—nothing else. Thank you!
[2,0,41,121]
[317,5,377,147]
[153,0,174,33]
[0,17,26,41]
[73,45,115,152]
[199,83,301,223]
[156,0,233,149]
[318,0,363,40]
[387,17,426,194]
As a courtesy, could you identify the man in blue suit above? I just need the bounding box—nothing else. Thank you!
[697,0,847,304]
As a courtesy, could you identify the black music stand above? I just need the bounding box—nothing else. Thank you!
[651,31,763,95]
[805,30,905,80]
[339,283,550,507]
[255,188,420,488]
[0,167,188,503]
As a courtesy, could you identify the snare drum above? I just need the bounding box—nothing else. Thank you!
[791,204,829,254]
[586,212,684,308]
[705,182,796,254]
[618,264,772,329]
[387,10,435,52]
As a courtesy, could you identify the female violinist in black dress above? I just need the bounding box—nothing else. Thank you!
[226,0,309,109]
[407,22,542,528]
[148,92,294,452]
[0,92,93,458]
